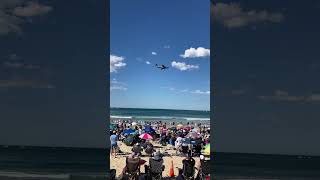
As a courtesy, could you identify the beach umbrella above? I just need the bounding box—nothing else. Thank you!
[123,128,135,135]
[144,126,155,133]
[204,144,210,155]
[139,133,153,140]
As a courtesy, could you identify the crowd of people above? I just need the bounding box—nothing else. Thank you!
[110,119,211,180]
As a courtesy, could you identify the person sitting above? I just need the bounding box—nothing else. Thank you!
[176,168,184,180]
[145,151,165,179]
[119,154,141,180]
[141,139,151,148]
[193,138,203,156]
[110,169,116,180]
[132,143,143,156]
[182,152,196,179]
[120,133,126,141]
[181,138,189,156]
[196,155,210,180]
[144,141,155,156]
[170,135,176,147]
[141,139,147,149]
[159,134,167,146]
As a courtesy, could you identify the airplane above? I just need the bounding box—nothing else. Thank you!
[155,64,169,70]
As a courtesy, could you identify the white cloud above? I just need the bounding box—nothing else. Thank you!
[8,54,20,60]
[191,90,210,95]
[258,90,304,102]
[213,3,284,28]
[171,61,199,71]
[180,47,210,58]
[13,1,52,17]
[0,9,23,35]
[110,54,126,73]
[0,78,55,89]
[180,89,189,93]
[258,90,320,103]
[145,61,151,65]
[161,86,175,91]
[110,78,127,91]
[274,90,289,96]
[231,89,245,95]
[306,94,320,102]
[3,61,40,70]
[3,61,24,68]
[110,86,127,91]
[151,52,157,55]
[162,87,210,95]
[0,1,52,35]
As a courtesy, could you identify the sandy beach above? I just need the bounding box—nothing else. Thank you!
[110,140,201,179]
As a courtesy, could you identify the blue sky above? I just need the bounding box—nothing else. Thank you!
[110,0,210,111]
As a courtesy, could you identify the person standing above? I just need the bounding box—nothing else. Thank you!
[110,131,118,158]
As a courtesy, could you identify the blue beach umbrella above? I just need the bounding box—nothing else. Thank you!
[144,126,155,133]
[123,128,135,135]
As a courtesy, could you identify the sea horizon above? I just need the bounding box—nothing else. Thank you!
[110,107,211,122]
[110,106,210,112]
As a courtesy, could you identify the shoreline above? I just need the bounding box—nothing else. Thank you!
[110,117,210,127]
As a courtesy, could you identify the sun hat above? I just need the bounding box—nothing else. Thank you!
[200,154,205,160]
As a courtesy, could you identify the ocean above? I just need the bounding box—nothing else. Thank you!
[110,107,210,122]
[0,146,107,179]
[213,152,320,179]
